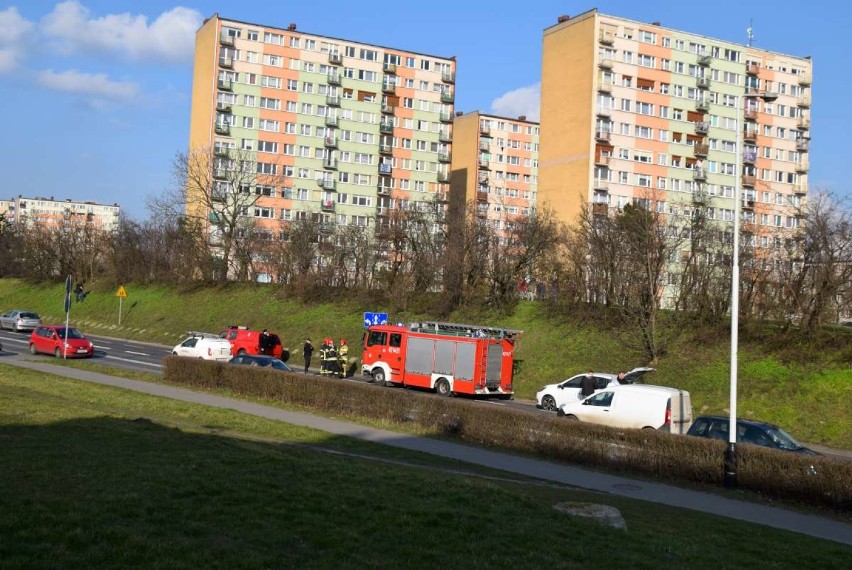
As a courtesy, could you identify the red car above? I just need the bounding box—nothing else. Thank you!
[29,325,95,358]
[217,326,288,361]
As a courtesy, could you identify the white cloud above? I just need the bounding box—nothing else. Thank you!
[0,6,34,73]
[490,83,541,121]
[36,69,140,100]
[41,1,202,63]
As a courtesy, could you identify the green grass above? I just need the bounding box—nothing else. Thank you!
[1,365,850,568]
[2,278,850,447]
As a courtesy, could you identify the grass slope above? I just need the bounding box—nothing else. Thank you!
[1,365,849,568]
[1,278,850,447]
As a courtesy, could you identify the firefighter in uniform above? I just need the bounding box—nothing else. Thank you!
[337,339,349,378]
[324,339,339,377]
[318,338,329,375]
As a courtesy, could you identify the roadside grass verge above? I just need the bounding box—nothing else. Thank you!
[1,365,850,568]
[1,278,850,447]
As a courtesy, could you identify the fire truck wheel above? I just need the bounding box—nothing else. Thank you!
[435,378,452,397]
[372,368,386,387]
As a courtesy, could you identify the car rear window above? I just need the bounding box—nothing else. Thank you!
[21,312,39,319]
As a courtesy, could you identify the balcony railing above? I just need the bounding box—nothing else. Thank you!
[318,178,336,191]
[598,58,613,69]
[696,77,710,89]
[596,106,611,118]
[743,129,757,142]
[480,123,491,137]
[794,184,807,195]
[323,157,338,170]
[693,190,710,205]
[693,169,708,181]
[597,81,612,94]
[326,95,341,106]
[216,102,232,113]
[213,168,228,179]
[327,72,341,85]
[381,103,395,115]
[219,34,235,47]
[382,62,397,73]
[594,155,611,166]
[438,130,451,143]
[438,151,451,163]
[797,95,811,108]
[599,30,614,44]
[214,122,230,135]
[746,63,760,75]
[328,52,342,65]
[798,73,811,86]
[694,143,709,157]
[741,198,755,210]
[442,71,455,84]
[698,54,712,66]
[795,159,809,173]
[592,202,609,217]
[440,90,454,103]
[743,108,758,121]
[439,110,452,122]
[743,151,757,164]
[219,56,233,69]
[476,191,488,203]
[593,179,609,192]
[379,121,394,134]
[378,163,393,176]
[325,114,338,127]
[379,142,392,155]
[594,130,612,142]
[324,136,338,148]
[437,170,450,183]
[796,139,810,152]
[797,116,811,130]
[377,184,391,195]
[321,200,336,212]
[217,79,233,91]
[696,99,709,112]
[479,139,490,151]
[382,81,396,94]
[478,159,490,170]
[742,175,756,187]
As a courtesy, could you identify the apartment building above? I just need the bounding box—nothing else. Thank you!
[0,196,120,232]
[540,9,812,251]
[189,14,456,247]
[450,111,538,235]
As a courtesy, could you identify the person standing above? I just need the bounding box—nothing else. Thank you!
[318,339,329,375]
[337,339,349,378]
[580,371,597,398]
[325,340,339,377]
[259,329,272,355]
[302,338,314,374]
[75,281,85,302]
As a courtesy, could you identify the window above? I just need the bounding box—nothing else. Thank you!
[258,141,277,153]
[260,97,280,110]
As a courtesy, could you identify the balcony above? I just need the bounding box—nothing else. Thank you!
[693,169,708,182]
[480,123,491,137]
[318,223,334,234]
[795,159,809,173]
[323,157,338,170]
[695,121,709,135]
[438,130,452,143]
[798,73,811,86]
[219,56,233,69]
[382,80,396,94]
[599,30,614,45]
[743,108,758,121]
[328,52,342,65]
[746,63,760,75]
[213,144,231,157]
[794,183,807,195]
[745,85,761,96]
[698,54,712,67]
[743,128,758,143]
[377,184,391,196]
[213,168,228,179]
[598,58,613,69]
[597,81,612,94]
[321,200,336,212]
[324,136,338,148]
[743,150,757,164]
[383,62,397,74]
[797,95,811,108]
[693,190,710,205]
[442,70,455,84]
[318,178,337,191]
[438,151,451,163]
[219,34,235,47]
[797,116,811,130]
[594,129,612,142]
[214,122,230,135]
[217,78,233,91]
[216,102,232,113]
[439,110,452,123]
[592,202,609,217]
[378,162,393,176]
[478,158,490,170]
[796,139,810,152]
[477,171,489,184]
[381,103,395,115]
[379,121,394,134]
[440,90,454,103]
[379,142,393,155]
[696,77,710,90]
[476,190,488,203]
[593,179,609,192]
[327,71,341,86]
[742,174,756,187]
[596,105,611,118]
[325,114,339,127]
[477,138,490,152]
[437,170,450,183]
[696,99,709,112]
[326,95,341,107]
[741,198,755,210]
[594,155,611,167]
[435,191,449,203]
[694,143,709,157]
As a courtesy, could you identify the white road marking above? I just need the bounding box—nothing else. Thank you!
[125,350,149,356]
[103,355,162,368]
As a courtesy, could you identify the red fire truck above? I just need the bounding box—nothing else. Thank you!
[361,321,522,398]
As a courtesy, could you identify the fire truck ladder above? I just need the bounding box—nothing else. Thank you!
[409,321,523,340]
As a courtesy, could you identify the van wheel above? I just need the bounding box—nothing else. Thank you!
[541,395,557,411]
[564,414,579,421]
[372,368,386,387]
[54,348,62,359]
[435,378,452,397]
[29,343,38,355]
[237,349,247,356]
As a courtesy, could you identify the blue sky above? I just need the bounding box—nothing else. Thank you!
[3,1,850,220]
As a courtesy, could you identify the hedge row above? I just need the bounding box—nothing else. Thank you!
[163,357,851,512]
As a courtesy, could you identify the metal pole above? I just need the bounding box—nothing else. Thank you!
[725,95,743,488]
[119,297,123,326]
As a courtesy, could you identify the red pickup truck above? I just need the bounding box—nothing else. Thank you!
[217,326,289,361]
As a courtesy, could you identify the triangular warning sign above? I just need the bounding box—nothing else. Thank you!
[116,286,128,298]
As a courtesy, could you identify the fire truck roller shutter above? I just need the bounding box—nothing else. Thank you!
[405,337,434,375]
[433,339,455,375]
[485,343,503,389]
[454,342,475,381]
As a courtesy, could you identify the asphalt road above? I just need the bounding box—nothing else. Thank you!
[1,328,850,461]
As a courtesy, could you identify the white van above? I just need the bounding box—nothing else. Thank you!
[172,332,232,362]
[557,384,692,434]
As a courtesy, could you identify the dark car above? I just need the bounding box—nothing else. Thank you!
[228,354,292,371]
[687,415,818,455]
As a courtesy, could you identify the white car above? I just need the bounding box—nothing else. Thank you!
[0,310,42,332]
[172,333,232,362]
[535,367,654,412]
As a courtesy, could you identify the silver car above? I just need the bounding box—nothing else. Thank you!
[0,310,42,332]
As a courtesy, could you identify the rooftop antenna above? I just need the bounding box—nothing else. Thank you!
[746,20,754,46]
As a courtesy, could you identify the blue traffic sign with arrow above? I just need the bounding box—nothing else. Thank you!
[363,312,388,328]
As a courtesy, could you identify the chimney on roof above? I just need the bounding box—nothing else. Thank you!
[518,115,526,121]
[288,23,296,31]
[557,15,570,23]
[456,111,464,117]
[651,21,661,26]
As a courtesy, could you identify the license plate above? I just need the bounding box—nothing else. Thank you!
[77,348,88,353]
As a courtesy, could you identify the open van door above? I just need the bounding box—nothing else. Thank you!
[619,367,655,384]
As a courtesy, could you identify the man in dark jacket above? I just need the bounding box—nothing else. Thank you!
[580,371,597,398]
[303,338,314,374]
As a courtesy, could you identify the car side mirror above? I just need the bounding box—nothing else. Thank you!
[557,385,563,390]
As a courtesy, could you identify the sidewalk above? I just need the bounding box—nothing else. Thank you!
[4,356,851,546]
